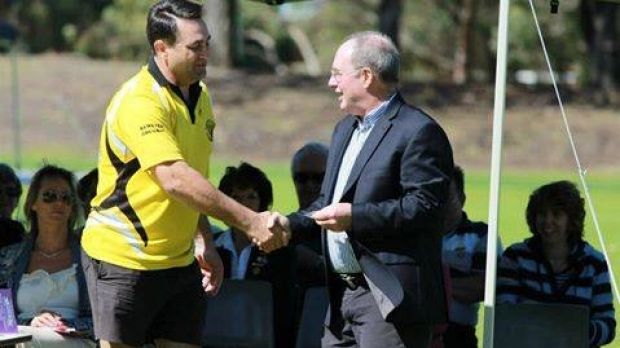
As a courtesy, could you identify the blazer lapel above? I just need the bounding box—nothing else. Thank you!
[340,95,403,198]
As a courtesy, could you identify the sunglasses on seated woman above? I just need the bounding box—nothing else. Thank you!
[41,190,74,204]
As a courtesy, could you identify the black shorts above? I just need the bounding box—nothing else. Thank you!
[81,250,207,346]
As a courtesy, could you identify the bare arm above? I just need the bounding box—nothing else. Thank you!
[153,160,284,251]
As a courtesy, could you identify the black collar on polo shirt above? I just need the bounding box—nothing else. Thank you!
[148,56,201,124]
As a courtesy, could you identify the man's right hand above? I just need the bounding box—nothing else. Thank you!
[246,211,290,253]
[269,212,291,246]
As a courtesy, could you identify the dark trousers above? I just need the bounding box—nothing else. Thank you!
[322,285,431,348]
[443,322,477,348]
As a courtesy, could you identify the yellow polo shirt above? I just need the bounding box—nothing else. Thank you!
[82,59,216,270]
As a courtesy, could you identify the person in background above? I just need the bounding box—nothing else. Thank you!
[0,163,25,248]
[214,162,296,348]
[0,165,94,347]
[292,142,329,211]
[497,180,616,347]
[291,142,329,288]
[76,169,98,218]
[441,165,501,348]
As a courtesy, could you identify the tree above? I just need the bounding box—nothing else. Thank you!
[10,0,112,53]
[378,0,403,48]
[580,0,619,105]
[205,0,243,67]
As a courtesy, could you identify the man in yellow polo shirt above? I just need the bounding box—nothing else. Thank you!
[81,1,288,347]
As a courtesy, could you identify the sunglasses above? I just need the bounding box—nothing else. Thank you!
[41,190,74,204]
[293,172,325,184]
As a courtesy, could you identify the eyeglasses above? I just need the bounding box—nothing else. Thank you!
[40,190,74,204]
[293,172,325,184]
[330,68,360,83]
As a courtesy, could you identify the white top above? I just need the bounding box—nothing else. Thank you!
[16,264,79,321]
[214,229,253,280]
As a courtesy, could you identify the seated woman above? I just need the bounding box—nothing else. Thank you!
[0,165,94,348]
[214,162,296,348]
[497,180,615,347]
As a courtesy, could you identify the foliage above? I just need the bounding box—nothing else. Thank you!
[3,0,618,87]
[8,0,111,52]
[508,0,584,75]
[76,0,153,60]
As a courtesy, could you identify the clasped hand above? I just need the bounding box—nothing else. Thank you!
[31,310,69,331]
[249,211,291,253]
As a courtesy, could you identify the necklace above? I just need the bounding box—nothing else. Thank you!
[36,248,67,259]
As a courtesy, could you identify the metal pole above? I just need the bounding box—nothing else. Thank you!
[10,45,21,169]
[482,0,510,347]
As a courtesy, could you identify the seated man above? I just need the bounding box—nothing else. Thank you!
[497,180,616,347]
[442,165,501,348]
[291,142,329,288]
[76,168,98,217]
[214,162,296,348]
[0,163,25,248]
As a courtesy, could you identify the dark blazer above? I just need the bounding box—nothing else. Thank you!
[289,93,453,333]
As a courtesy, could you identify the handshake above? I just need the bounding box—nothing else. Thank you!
[246,202,353,253]
[247,211,291,253]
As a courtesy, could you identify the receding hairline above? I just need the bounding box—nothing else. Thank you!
[343,31,395,55]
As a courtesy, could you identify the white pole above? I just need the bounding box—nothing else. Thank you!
[11,45,21,169]
[482,0,510,347]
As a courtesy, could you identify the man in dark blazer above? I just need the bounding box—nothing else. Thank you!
[276,31,454,347]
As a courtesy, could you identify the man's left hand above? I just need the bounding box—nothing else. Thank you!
[311,203,352,232]
[196,241,224,296]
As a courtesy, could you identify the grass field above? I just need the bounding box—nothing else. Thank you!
[3,154,620,346]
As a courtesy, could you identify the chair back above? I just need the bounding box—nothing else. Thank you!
[494,303,589,348]
[295,286,329,348]
[202,279,274,348]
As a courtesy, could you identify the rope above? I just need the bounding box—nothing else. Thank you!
[527,0,620,302]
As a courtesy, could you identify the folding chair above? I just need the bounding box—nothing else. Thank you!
[202,279,274,348]
[295,286,329,348]
[494,303,589,348]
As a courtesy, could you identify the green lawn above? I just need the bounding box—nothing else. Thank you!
[4,154,619,346]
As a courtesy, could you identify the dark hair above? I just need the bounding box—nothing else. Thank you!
[147,0,203,50]
[24,165,80,233]
[219,162,273,212]
[77,168,98,214]
[526,180,585,245]
[291,142,329,172]
[452,165,466,204]
[0,163,22,198]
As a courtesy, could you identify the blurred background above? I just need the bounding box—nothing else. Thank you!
[0,0,618,171]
